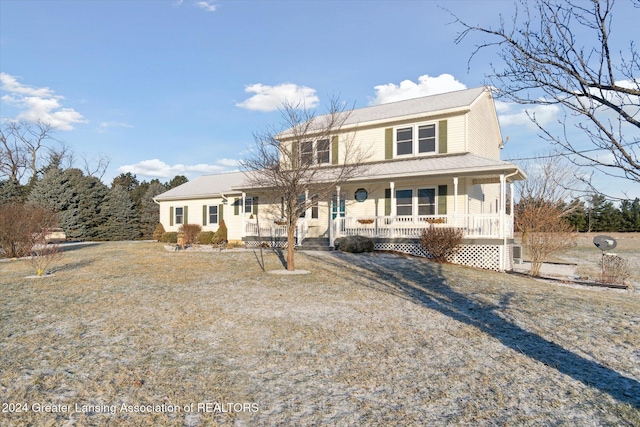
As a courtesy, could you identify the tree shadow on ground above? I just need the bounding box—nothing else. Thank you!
[51,258,96,273]
[317,251,640,409]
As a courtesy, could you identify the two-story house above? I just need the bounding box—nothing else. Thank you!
[154,87,526,271]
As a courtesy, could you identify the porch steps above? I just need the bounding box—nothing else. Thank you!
[296,238,333,252]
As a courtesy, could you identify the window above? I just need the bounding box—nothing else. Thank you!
[244,197,253,214]
[396,127,413,156]
[208,205,218,224]
[317,139,330,164]
[175,207,184,224]
[311,195,319,219]
[418,188,436,215]
[396,189,413,216]
[298,194,306,218]
[301,141,314,166]
[395,122,437,157]
[418,124,436,153]
[299,138,331,165]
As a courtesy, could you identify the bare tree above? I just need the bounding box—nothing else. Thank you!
[80,153,111,180]
[0,121,58,182]
[241,98,370,271]
[453,0,640,184]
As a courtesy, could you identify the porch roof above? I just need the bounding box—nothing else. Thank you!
[349,153,527,183]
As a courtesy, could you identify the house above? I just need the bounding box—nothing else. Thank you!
[154,87,526,271]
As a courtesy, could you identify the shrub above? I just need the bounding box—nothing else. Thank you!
[152,223,165,242]
[197,231,214,245]
[602,254,631,285]
[161,232,178,243]
[178,223,202,245]
[212,219,228,244]
[335,235,374,253]
[419,226,464,263]
[0,202,58,258]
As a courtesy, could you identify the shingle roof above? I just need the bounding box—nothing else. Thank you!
[351,153,526,182]
[153,171,247,201]
[342,87,487,127]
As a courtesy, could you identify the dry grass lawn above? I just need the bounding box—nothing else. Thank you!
[1,241,639,426]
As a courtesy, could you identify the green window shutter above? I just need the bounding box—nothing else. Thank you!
[253,196,258,214]
[331,136,339,165]
[385,188,391,216]
[292,141,299,167]
[438,185,448,215]
[385,128,393,159]
[184,206,189,223]
[169,206,174,226]
[234,198,239,215]
[202,205,207,226]
[219,204,224,222]
[438,120,448,154]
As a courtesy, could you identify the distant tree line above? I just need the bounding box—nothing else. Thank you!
[562,195,640,233]
[1,168,185,241]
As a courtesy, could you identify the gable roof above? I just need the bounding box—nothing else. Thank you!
[153,171,247,202]
[278,87,488,138]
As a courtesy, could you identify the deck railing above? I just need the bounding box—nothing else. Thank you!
[245,214,512,245]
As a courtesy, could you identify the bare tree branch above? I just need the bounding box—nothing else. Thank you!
[452,0,640,183]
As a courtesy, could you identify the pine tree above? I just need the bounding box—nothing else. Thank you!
[138,181,166,239]
[98,186,139,240]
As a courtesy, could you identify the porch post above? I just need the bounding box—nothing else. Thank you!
[305,189,310,218]
[510,182,514,238]
[241,192,246,238]
[453,177,458,228]
[390,181,395,238]
[499,174,506,271]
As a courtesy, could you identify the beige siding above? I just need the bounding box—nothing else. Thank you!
[467,92,502,159]
[159,197,244,241]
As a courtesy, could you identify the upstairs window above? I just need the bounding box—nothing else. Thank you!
[395,122,437,157]
[317,139,330,164]
[299,138,331,166]
[396,127,413,156]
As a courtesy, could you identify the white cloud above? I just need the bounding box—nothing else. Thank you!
[118,158,238,178]
[0,72,86,130]
[497,103,560,129]
[369,74,468,105]
[98,121,134,133]
[195,1,217,12]
[236,83,319,112]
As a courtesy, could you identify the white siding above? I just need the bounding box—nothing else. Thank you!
[467,92,502,159]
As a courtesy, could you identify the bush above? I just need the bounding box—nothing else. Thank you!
[419,226,464,263]
[602,254,631,285]
[178,223,202,245]
[212,219,228,244]
[334,235,374,253]
[152,223,165,242]
[0,202,58,258]
[197,231,214,245]
[161,232,178,243]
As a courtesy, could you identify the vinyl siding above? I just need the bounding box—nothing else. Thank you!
[467,92,502,159]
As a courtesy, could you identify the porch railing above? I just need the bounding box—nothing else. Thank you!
[333,214,513,240]
[244,218,308,245]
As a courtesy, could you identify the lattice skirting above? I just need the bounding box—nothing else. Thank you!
[244,240,289,249]
[374,242,511,271]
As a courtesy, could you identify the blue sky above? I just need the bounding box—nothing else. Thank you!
[1,0,638,199]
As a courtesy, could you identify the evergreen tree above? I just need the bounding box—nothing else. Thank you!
[620,198,640,232]
[111,172,139,192]
[98,185,139,240]
[0,178,26,202]
[139,181,166,239]
[565,199,587,232]
[167,175,188,189]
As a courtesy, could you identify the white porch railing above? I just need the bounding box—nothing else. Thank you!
[244,218,308,245]
[333,214,513,241]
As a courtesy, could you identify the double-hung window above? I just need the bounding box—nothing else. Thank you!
[244,197,253,214]
[417,188,436,215]
[395,189,413,216]
[395,123,437,157]
[175,207,184,224]
[208,205,218,224]
[299,138,331,165]
[316,139,330,164]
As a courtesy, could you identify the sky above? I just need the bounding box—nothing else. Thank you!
[1,0,638,200]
